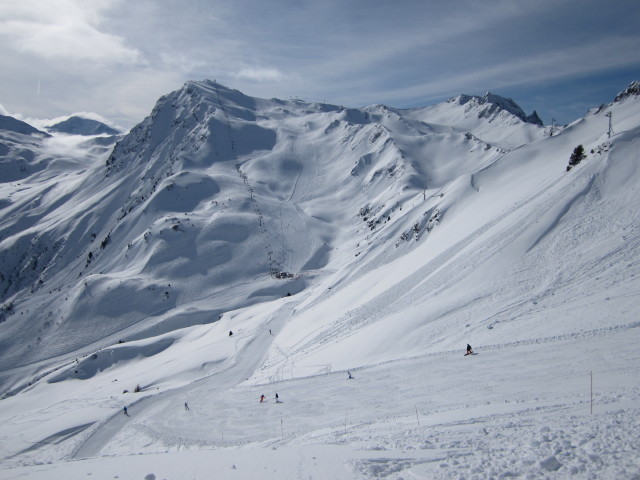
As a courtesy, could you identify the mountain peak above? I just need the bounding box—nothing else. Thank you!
[180,80,255,108]
[614,81,640,103]
[47,116,121,136]
[526,110,543,126]
[482,91,522,112]
[0,113,50,137]
[482,92,543,126]
[450,92,542,126]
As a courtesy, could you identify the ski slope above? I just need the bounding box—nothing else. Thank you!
[1,312,638,479]
[1,82,640,479]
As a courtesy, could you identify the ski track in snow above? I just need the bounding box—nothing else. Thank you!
[71,303,296,459]
[38,324,640,480]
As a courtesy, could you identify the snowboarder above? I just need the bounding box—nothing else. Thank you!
[123,406,128,416]
[184,402,190,411]
[260,394,266,403]
[229,330,233,337]
[465,344,473,356]
[275,393,280,403]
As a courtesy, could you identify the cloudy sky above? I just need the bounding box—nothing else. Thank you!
[1,0,639,130]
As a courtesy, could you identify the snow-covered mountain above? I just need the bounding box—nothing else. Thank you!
[403,92,547,149]
[0,81,508,372]
[46,116,121,136]
[1,81,639,479]
[0,113,49,137]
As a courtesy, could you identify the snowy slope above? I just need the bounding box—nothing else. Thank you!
[0,81,504,377]
[0,81,639,479]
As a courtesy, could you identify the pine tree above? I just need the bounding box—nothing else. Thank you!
[567,145,586,171]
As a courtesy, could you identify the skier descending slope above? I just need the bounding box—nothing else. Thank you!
[465,344,474,356]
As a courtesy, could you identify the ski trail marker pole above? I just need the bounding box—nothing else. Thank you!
[590,371,593,415]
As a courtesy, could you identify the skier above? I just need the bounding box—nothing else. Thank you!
[275,393,280,403]
[229,330,233,337]
[465,344,473,356]
[347,371,353,379]
[184,402,190,411]
[123,406,128,416]
[260,394,266,403]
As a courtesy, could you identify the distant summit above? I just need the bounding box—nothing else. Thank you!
[47,116,121,136]
[0,113,50,137]
[405,89,546,150]
[453,92,543,126]
[614,81,640,103]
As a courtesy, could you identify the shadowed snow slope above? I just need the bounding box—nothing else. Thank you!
[0,81,639,479]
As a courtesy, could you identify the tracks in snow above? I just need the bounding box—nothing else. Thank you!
[72,302,296,459]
